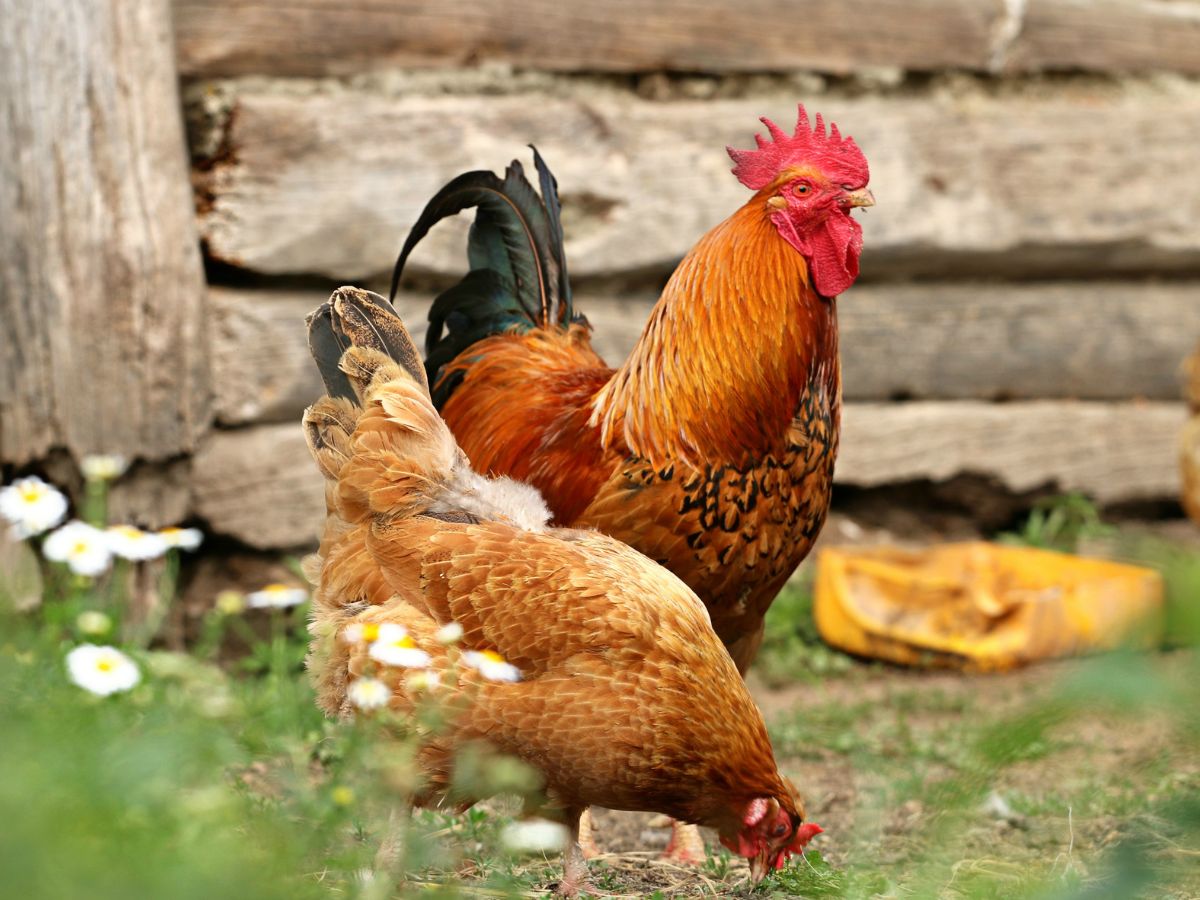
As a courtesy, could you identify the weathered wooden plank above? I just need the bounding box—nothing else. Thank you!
[838,283,1200,402]
[837,401,1185,504]
[209,287,436,426]
[579,284,1200,402]
[193,84,1200,283]
[205,282,1200,431]
[1006,0,1200,76]
[173,0,996,78]
[172,0,1200,77]
[191,424,326,549]
[0,0,210,466]
[210,291,328,426]
[192,401,1184,548]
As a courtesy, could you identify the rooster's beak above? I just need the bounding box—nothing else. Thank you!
[841,188,875,209]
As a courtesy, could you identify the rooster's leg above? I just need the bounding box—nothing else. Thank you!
[660,819,707,866]
[558,807,591,897]
[578,807,602,859]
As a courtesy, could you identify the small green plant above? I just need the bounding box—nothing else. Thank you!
[999,493,1115,553]
[755,576,853,685]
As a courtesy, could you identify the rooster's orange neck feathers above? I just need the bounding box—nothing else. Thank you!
[591,195,840,467]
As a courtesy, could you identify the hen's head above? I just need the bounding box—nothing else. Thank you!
[727,105,873,298]
[717,789,823,883]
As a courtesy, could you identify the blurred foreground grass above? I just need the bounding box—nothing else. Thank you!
[1,490,1198,898]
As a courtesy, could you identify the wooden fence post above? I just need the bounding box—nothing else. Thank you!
[0,1,210,506]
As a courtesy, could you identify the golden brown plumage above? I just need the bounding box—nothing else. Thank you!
[434,179,845,673]
[303,287,820,891]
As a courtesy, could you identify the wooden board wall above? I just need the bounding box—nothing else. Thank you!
[173,0,1200,78]
[191,84,1200,283]
[170,2,1200,546]
[0,0,210,468]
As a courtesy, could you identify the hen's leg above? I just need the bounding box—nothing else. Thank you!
[558,808,591,897]
[660,819,707,866]
[374,805,406,874]
[577,807,602,859]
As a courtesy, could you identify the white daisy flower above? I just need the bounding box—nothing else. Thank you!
[368,623,432,668]
[246,583,308,609]
[76,610,113,636]
[158,526,203,551]
[434,621,464,644]
[105,525,169,562]
[405,669,442,693]
[462,650,521,683]
[80,454,129,482]
[0,476,68,539]
[500,818,569,853]
[347,677,391,710]
[43,521,113,577]
[341,621,382,644]
[66,644,141,696]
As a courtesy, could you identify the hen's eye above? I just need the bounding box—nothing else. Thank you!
[773,823,789,837]
[794,183,810,196]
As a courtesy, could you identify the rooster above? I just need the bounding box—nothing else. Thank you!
[387,106,872,861]
[302,287,822,894]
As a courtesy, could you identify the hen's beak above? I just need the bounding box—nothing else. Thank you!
[749,847,771,884]
[841,188,875,209]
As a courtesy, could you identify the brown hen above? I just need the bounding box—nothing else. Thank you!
[302,287,821,894]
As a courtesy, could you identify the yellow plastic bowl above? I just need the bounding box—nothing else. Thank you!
[814,542,1164,672]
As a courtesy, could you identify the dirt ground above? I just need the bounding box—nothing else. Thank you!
[566,654,1200,898]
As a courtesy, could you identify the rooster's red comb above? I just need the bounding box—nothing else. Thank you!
[727,105,868,191]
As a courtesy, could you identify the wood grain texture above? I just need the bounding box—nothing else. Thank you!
[210,290,329,426]
[837,401,1185,504]
[0,0,209,466]
[192,402,1184,549]
[193,83,1200,282]
[1005,0,1200,76]
[191,424,326,549]
[837,282,1200,402]
[173,0,995,77]
[205,282,1200,432]
[172,0,1200,78]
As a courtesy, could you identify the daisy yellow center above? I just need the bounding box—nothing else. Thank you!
[161,527,181,536]
[114,526,141,538]
[72,541,89,555]
[97,660,114,672]
[480,650,505,663]
[19,485,42,503]
[263,583,289,593]
[361,623,380,642]
[388,635,416,649]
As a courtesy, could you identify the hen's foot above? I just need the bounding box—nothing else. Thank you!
[660,820,707,867]
[578,807,602,860]
[558,807,594,896]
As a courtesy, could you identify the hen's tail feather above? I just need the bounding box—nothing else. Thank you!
[307,287,430,401]
[306,304,356,402]
[387,150,578,406]
[305,287,458,519]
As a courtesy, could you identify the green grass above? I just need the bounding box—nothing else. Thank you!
[755,575,855,686]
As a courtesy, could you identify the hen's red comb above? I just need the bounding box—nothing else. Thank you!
[791,822,824,852]
[727,105,868,191]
